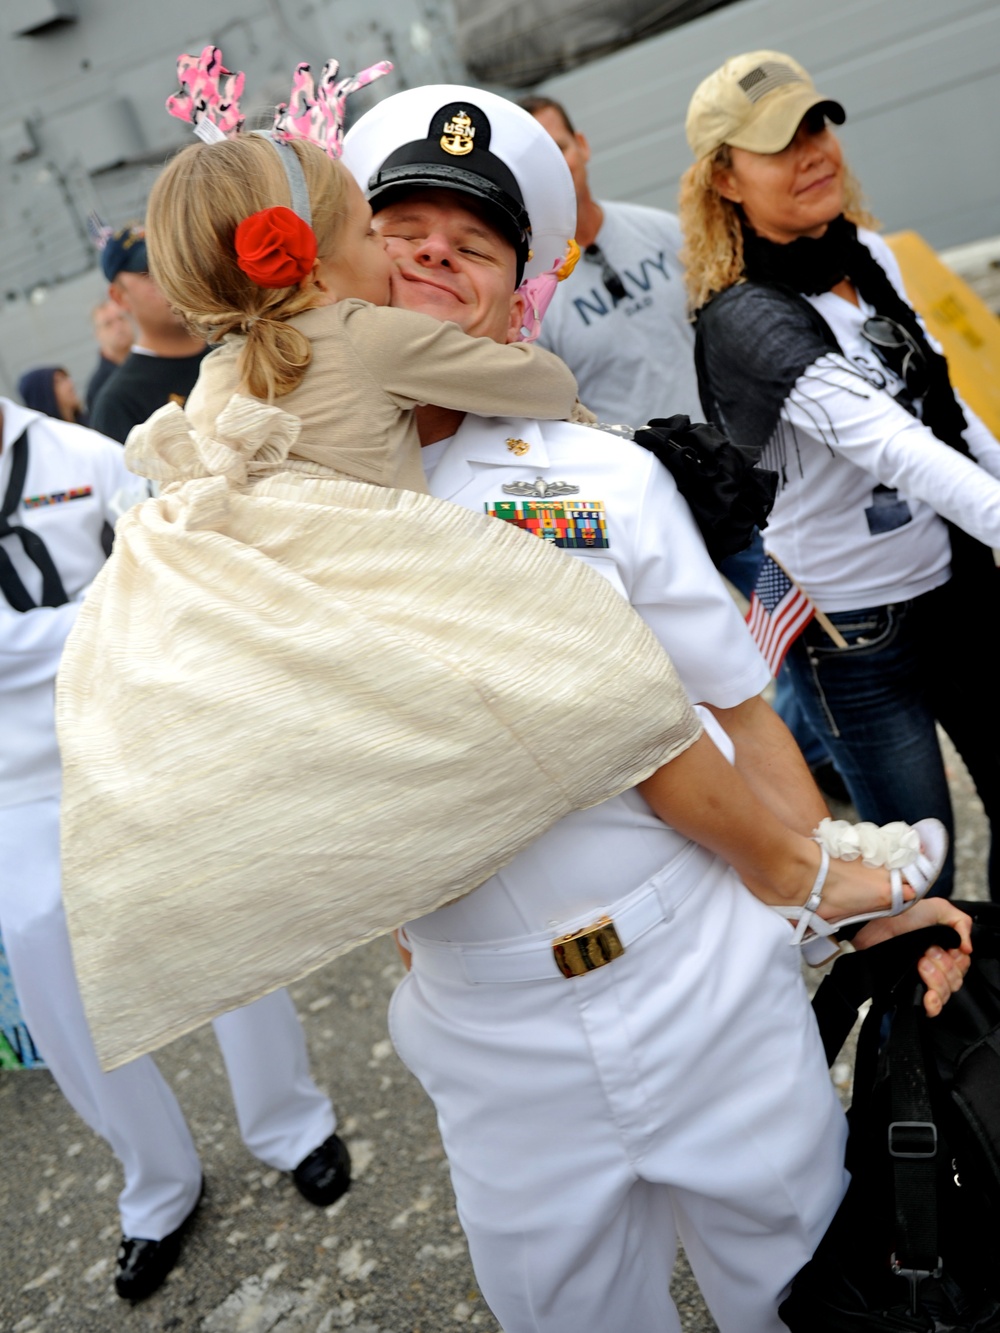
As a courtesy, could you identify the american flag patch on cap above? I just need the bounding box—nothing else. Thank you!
[738,62,803,102]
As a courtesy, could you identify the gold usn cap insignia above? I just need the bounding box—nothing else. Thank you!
[505,438,531,457]
[441,110,475,156]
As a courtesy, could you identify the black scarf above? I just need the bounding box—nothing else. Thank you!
[739,214,971,458]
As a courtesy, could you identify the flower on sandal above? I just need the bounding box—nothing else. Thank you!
[815,817,921,870]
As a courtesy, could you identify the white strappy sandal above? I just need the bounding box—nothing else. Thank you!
[774,817,949,965]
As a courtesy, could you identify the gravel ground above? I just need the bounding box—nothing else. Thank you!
[0,732,988,1333]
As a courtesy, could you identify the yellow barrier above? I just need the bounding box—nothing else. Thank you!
[886,230,1000,439]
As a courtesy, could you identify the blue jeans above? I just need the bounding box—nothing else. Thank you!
[784,582,1000,900]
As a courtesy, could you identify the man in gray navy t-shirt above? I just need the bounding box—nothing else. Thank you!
[521,95,703,426]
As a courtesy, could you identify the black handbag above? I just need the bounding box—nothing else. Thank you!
[780,904,1000,1332]
[632,413,778,563]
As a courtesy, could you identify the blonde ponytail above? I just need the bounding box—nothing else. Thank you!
[239,318,313,400]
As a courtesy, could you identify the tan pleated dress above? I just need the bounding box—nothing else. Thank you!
[56,310,700,1071]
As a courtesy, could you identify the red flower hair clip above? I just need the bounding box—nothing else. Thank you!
[234,206,317,289]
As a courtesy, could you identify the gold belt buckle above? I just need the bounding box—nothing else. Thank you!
[552,915,625,979]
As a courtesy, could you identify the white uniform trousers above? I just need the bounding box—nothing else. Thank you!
[0,797,335,1240]
[391,852,848,1333]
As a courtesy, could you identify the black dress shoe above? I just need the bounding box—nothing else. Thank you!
[292,1132,351,1207]
[115,1180,203,1302]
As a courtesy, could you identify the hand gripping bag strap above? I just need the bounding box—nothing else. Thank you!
[811,925,960,1067]
[0,426,69,610]
[816,916,985,1284]
[781,907,1000,1331]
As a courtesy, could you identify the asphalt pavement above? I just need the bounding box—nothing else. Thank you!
[1,732,989,1333]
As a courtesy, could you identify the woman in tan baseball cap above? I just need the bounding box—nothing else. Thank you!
[680,51,1000,906]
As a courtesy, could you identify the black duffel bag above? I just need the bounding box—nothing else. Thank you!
[632,413,778,563]
[780,903,1000,1332]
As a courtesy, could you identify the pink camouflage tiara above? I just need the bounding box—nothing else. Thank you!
[164,48,573,342]
[166,45,392,160]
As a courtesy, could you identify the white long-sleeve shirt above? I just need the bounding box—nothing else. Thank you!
[763,230,1000,611]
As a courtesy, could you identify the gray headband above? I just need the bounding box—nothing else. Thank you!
[251,131,312,228]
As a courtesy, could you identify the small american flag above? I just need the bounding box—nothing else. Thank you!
[745,555,815,676]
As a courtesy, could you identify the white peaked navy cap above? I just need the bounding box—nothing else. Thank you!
[686,50,845,160]
[342,84,577,288]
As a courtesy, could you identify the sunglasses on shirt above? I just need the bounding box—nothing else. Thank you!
[583,243,628,303]
[860,315,930,399]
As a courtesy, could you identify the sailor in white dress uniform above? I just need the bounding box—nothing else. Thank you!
[0,398,336,1253]
[400,410,847,1333]
[342,83,964,1333]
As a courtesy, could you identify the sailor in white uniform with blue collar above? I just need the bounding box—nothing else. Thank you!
[343,88,852,1333]
[0,397,347,1302]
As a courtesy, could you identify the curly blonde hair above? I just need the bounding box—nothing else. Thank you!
[678,145,878,313]
[145,136,352,400]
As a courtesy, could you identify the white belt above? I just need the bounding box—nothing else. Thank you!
[405,852,701,985]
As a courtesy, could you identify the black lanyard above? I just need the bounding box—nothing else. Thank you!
[0,426,69,610]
